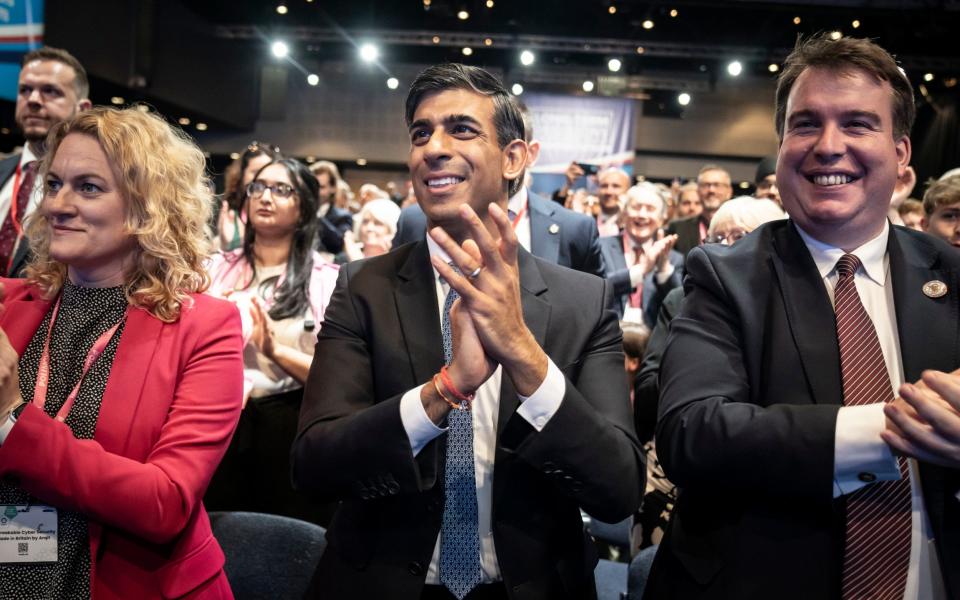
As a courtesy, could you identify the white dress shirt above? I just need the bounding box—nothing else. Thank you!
[0,145,41,228]
[398,234,567,584]
[797,222,946,600]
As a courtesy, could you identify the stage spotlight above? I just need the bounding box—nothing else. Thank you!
[276,4,288,14]
[196,123,208,131]
[457,10,469,20]
[727,60,743,76]
[462,47,473,56]
[359,43,379,63]
[582,80,594,92]
[608,58,622,72]
[642,20,654,29]
[307,73,320,86]
[520,50,535,66]
[678,92,691,106]
[924,72,934,82]
[768,63,779,73]
[271,41,289,58]
[387,77,400,89]
[511,83,524,95]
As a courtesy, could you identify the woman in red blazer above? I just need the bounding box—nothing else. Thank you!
[0,107,243,599]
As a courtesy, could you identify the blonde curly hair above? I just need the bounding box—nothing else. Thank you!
[24,106,212,322]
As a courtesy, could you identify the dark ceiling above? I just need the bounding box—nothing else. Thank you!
[183,0,960,79]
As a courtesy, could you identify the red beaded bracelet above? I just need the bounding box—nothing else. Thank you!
[440,365,475,404]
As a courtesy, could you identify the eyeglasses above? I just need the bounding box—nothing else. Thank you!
[705,230,748,245]
[246,180,296,199]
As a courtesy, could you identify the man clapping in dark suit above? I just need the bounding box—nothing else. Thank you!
[648,34,960,600]
[293,63,643,600]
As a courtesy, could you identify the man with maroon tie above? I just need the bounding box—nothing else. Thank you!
[0,47,90,277]
[647,34,960,600]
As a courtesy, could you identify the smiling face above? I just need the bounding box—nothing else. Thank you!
[777,66,910,249]
[16,60,88,146]
[623,189,665,245]
[247,163,301,238]
[43,133,136,286]
[407,87,525,238]
[697,168,732,215]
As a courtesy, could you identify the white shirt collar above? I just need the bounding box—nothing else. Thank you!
[795,221,889,286]
[508,187,527,216]
[426,232,452,285]
[20,144,37,168]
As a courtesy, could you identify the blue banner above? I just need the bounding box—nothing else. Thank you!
[523,93,635,197]
[0,0,44,101]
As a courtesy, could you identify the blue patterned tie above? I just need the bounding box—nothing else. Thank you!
[438,276,483,599]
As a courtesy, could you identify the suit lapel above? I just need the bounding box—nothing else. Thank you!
[95,307,163,455]
[395,241,444,384]
[3,294,50,355]
[527,192,560,265]
[770,224,843,406]
[496,249,550,434]
[888,229,959,380]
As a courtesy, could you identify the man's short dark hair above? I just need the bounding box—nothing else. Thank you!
[775,34,915,141]
[405,63,525,196]
[21,46,89,100]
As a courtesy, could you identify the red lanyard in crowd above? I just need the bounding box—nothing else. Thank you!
[32,296,123,422]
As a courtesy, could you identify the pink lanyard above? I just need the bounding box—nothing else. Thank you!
[32,296,123,422]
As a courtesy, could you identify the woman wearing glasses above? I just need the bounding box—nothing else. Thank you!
[216,142,279,252]
[204,158,338,524]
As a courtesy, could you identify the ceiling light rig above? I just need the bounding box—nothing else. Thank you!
[829,31,842,40]
[276,4,288,15]
[608,6,617,15]
[457,10,469,20]
[793,16,801,25]
[924,72,935,82]
[511,83,524,95]
[852,19,861,29]
[642,20,654,30]
[768,63,779,73]
[307,73,320,86]
[670,9,678,18]
[582,80,595,92]
[462,47,473,56]
[387,77,400,89]
[727,60,743,76]
[520,50,535,66]
[486,0,494,7]
[608,58,622,72]
[677,92,691,106]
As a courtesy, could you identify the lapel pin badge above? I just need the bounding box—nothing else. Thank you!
[548,224,560,234]
[922,280,948,298]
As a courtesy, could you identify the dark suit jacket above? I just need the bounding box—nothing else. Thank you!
[292,241,644,600]
[633,286,684,443]
[646,221,960,599]
[317,204,353,254]
[598,233,684,328]
[0,153,30,276]
[664,215,704,258]
[392,191,606,279]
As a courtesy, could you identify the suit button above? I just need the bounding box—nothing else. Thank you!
[858,472,877,483]
[359,490,371,500]
[408,561,425,576]
[542,461,557,470]
[387,482,400,494]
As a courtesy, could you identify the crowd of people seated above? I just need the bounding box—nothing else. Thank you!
[1,34,960,600]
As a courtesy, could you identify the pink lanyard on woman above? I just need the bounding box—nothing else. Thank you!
[32,296,123,422]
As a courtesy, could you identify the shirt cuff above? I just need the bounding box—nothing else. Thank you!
[655,263,675,285]
[833,403,901,497]
[516,359,566,431]
[400,384,446,456]
[0,412,16,445]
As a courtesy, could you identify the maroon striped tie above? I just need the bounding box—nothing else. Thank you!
[835,254,911,600]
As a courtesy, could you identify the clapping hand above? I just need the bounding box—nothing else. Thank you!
[882,368,960,468]
[430,203,548,397]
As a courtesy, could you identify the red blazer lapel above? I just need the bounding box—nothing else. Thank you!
[95,306,164,456]
[3,294,51,356]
